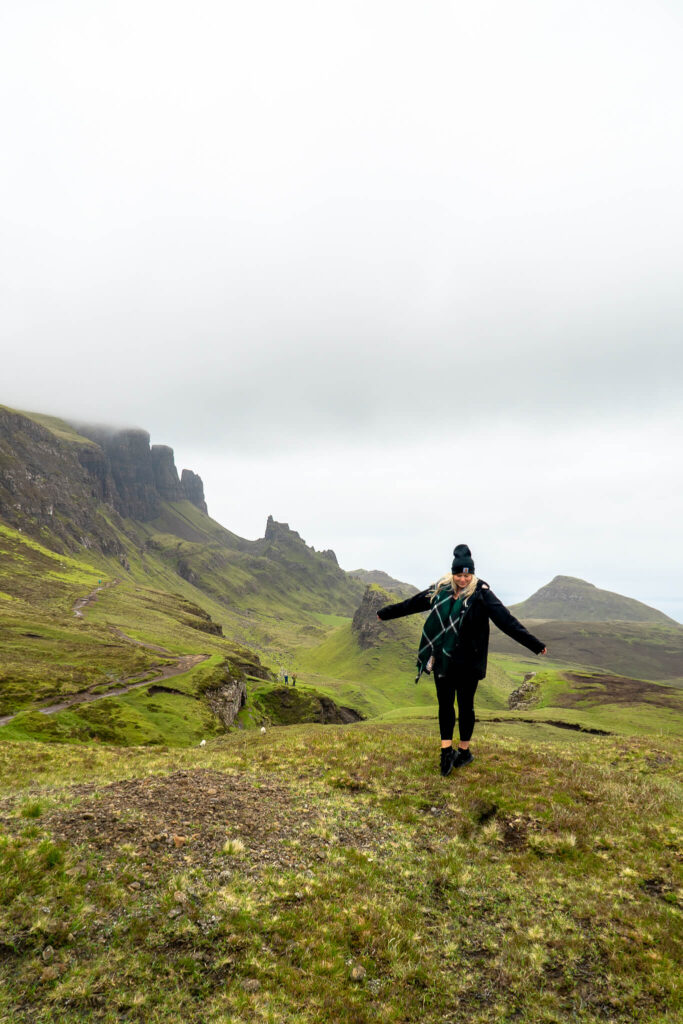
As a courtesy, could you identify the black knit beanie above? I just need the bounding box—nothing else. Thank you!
[451,544,475,574]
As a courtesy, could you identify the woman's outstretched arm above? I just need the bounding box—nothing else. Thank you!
[377,589,432,621]
[482,588,546,654]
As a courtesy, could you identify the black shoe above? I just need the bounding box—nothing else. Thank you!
[440,747,454,777]
[452,748,474,769]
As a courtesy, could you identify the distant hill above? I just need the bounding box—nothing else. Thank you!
[510,575,677,624]
[347,569,418,599]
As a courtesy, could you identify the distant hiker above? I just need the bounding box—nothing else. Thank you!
[284,672,289,686]
[376,544,547,777]
[292,673,297,687]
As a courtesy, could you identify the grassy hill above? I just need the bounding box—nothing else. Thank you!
[0,722,680,1024]
[510,575,678,624]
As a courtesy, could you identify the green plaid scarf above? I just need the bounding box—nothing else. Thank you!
[415,585,469,683]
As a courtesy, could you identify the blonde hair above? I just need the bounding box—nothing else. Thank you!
[431,572,478,603]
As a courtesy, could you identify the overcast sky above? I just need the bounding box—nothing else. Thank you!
[2,1,682,618]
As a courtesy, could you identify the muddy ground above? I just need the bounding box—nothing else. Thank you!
[0,769,402,877]
[558,672,681,709]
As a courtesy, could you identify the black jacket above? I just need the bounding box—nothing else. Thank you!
[377,579,545,680]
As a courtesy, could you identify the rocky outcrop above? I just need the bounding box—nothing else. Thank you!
[317,696,364,724]
[264,516,339,563]
[352,585,392,649]
[508,672,539,710]
[205,678,247,729]
[264,514,302,544]
[204,650,273,729]
[180,469,208,514]
[259,686,364,725]
[151,445,184,501]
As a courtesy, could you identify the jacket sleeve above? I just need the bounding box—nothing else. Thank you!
[377,588,432,620]
[482,588,545,654]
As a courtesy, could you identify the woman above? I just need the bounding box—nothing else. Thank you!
[377,544,547,776]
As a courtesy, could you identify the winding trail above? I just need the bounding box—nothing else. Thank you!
[72,579,119,618]
[0,582,209,727]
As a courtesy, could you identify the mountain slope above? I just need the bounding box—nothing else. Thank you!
[0,407,373,743]
[0,406,365,623]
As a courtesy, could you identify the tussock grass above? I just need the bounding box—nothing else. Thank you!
[0,722,680,1023]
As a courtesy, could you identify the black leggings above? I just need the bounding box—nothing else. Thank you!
[435,672,479,742]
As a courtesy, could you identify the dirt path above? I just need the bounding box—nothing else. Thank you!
[0,583,209,727]
[73,579,119,618]
[31,653,209,717]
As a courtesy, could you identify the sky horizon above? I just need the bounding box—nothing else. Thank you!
[2,1,682,621]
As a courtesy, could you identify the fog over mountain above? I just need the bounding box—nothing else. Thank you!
[1,1,681,618]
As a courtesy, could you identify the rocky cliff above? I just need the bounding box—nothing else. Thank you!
[0,406,124,555]
[0,406,367,619]
[74,424,208,521]
[256,515,362,613]
[0,407,209,554]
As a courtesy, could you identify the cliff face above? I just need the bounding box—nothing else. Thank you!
[74,424,208,521]
[0,407,209,554]
[75,427,162,520]
[151,445,184,502]
[0,406,125,555]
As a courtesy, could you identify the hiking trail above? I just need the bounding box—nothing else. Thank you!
[0,581,208,727]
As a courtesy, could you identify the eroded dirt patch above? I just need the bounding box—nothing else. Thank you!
[0,769,403,874]
[558,673,681,709]
[2,770,325,873]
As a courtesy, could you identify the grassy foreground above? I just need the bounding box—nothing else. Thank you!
[0,722,680,1024]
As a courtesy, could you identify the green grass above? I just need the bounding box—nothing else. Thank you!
[0,722,680,1023]
[312,613,353,628]
[11,408,100,446]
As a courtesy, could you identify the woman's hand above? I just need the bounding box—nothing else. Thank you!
[540,647,548,655]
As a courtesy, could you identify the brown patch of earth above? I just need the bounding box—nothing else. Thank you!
[557,673,681,709]
[4,770,319,874]
[0,769,398,875]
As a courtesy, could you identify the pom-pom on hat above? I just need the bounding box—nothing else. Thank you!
[452,544,475,575]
